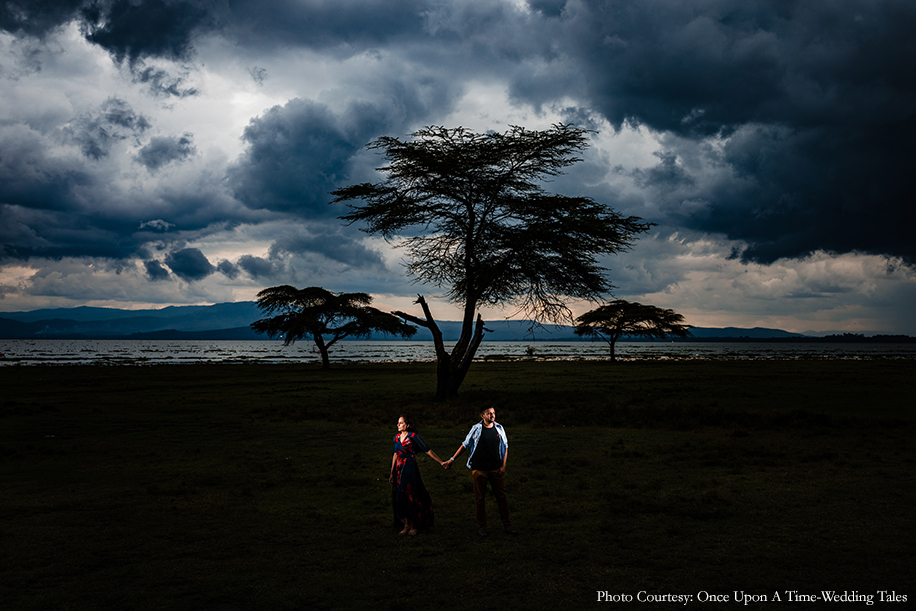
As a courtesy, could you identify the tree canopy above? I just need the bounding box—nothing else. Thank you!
[251,286,416,368]
[574,300,693,360]
[332,124,652,397]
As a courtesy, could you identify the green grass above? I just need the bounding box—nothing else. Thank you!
[1,361,914,609]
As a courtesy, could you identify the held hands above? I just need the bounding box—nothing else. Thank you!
[441,459,453,470]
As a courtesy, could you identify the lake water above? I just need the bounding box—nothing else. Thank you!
[1,339,915,366]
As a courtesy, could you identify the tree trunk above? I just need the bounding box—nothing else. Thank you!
[438,357,455,400]
[313,334,331,369]
[394,295,487,400]
[450,314,487,393]
[609,331,627,362]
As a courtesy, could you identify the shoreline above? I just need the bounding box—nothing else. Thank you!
[3,338,916,367]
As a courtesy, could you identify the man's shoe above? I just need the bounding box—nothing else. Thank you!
[478,528,488,536]
[504,527,518,535]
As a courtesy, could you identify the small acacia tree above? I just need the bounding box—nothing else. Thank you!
[574,300,693,361]
[332,124,652,398]
[251,286,417,368]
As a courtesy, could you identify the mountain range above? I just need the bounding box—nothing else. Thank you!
[0,302,898,341]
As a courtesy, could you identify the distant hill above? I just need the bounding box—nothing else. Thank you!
[687,327,803,339]
[419,321,805,341]
[0,302,262,339]
[1,302,909,341]
[1,302,261,327]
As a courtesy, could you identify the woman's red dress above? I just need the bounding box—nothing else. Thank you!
[392,432,435,529]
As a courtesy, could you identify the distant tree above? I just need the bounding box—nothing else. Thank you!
[251,286,417,369]
[574,300,693,361]
[332,124,652,398]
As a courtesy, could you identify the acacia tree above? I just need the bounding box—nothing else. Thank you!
[332,124,652,399]
[574,300,693,361]
[251,286,416,369]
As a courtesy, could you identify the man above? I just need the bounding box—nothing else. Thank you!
[444,405,518,536]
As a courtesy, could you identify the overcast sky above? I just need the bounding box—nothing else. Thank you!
[2,0,915,334]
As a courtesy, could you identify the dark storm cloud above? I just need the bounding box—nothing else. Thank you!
[531,1,915,135]
[215,0,429,52]
[216,259,240,279]
[137,133,196,171]
[81,0,213,65]
[629,151,695,191]
[527,0,566,19]
[228,98,388,217]
[0,127,84,215]
[0,181,241,263]
[164,247,214,281]
[237,254,280,279]
[133,66,199,98]
[139,219,174,232]
[144,259,170,281]
[3,0,430,58]
[510,0,916,263]
[1,1,208,97]
[1,113,247,264]
[0,0,86,37]
[0,118,148,260]
[5,0,913,272]
[1,1,454,270]
[268,226,386,270]
[0,206,50,258]
[69,97,151,160]
[0,204,145,260]
[0,96,167,261]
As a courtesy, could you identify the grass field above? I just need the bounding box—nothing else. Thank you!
[2,361,914,609]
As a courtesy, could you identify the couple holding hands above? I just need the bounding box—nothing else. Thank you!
[390,406,517,537]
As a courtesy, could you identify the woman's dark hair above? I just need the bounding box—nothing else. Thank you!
[479,405,495,415]
[400,414,417,432]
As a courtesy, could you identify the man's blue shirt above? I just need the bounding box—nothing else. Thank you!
[461,421,508,469]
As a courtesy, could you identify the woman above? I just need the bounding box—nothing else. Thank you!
[390,415,446,536]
